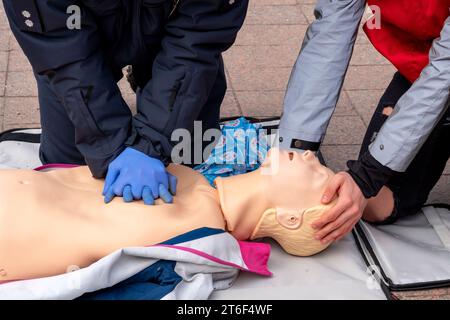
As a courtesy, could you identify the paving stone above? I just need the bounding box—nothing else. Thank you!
[296,0,317,4]
[427,175,450,205]
[320,145,361,172]
[0,95,4,116]
[118,76,135,96]
[344,65,396,90]
[0,29,11,51]
[220,91,242,118]
[245,5,308,25]
[0,99,2,130]
[356,29,371,44]
[299,4,315,24]
[6,71,38,96]
[0,50,7,72]
[350,44,390,66]
[9,35,21,51]
[0,72,5,96]
[394,287,450,300]
[346,89,384,125]
[237,24,307,47]
[237,90,284,117]
[0,1,9,30]
[252,0,297,5]
[335,90,357,116]
[224,45,299,68]
[8,50,32,71]
[122,94,136,115]
[3,97,40,125]
[227,66,292,91]
[322,115,366,146]
[236,88,356,119]
[3,122,40,131]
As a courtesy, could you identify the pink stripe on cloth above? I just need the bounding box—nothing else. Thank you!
[34,164,80,171]
[0,241,272,285]
[154,243,272,276]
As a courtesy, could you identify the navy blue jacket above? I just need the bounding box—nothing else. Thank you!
[3,0,248,177]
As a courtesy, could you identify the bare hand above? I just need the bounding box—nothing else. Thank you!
[312,172,367,244]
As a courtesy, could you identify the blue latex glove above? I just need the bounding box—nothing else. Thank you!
[102,147,177,205]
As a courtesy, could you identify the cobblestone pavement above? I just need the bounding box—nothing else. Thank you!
[0,0,449,299]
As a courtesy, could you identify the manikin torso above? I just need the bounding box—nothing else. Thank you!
[0,149,335,282]
[0,165,225,281]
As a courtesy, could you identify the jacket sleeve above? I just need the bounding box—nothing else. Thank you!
[3,0,132,178]
[125,0,249,163]
[278,0,366,151]
[368,16,450,172]
[347,17,450,198]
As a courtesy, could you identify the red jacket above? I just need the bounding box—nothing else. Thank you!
[364,0,450,82]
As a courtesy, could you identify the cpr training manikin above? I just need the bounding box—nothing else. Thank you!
[0,148,335,282]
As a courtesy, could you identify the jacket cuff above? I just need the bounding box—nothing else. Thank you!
[87,146,125,179]
[126,134,171,167]
[346,152,395,198]
[278,127,322,151]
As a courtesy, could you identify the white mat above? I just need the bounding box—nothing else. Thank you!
[211,239,385,300]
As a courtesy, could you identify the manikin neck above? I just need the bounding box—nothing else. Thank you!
[214,171,269,240]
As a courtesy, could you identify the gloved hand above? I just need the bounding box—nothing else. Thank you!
[102,147,177,205]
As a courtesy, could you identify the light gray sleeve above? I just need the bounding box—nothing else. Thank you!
[279,0,366,150]
[369,17,450,172]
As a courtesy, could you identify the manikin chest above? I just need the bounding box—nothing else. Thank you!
[0,165,225,281]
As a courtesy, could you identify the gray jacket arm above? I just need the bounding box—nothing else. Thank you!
[369,17,450,172]
[279,0,366,149]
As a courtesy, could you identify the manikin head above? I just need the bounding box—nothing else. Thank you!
[215,148,336,256]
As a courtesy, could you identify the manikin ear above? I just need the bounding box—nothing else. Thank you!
[250,205,334,257]
[276,209,304,230]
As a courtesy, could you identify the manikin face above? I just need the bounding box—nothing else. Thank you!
[259,148,334,213]
[247,148,336,255]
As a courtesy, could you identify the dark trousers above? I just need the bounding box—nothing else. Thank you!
[359,72,450,223]
[38,59,226,166]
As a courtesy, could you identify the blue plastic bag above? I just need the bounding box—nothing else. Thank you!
[195,117,270,185]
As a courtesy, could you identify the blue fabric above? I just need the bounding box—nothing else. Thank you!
[79,227,223,300]
[195,117,270,185]
[160,227,224,245]
[79,260,182,300]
